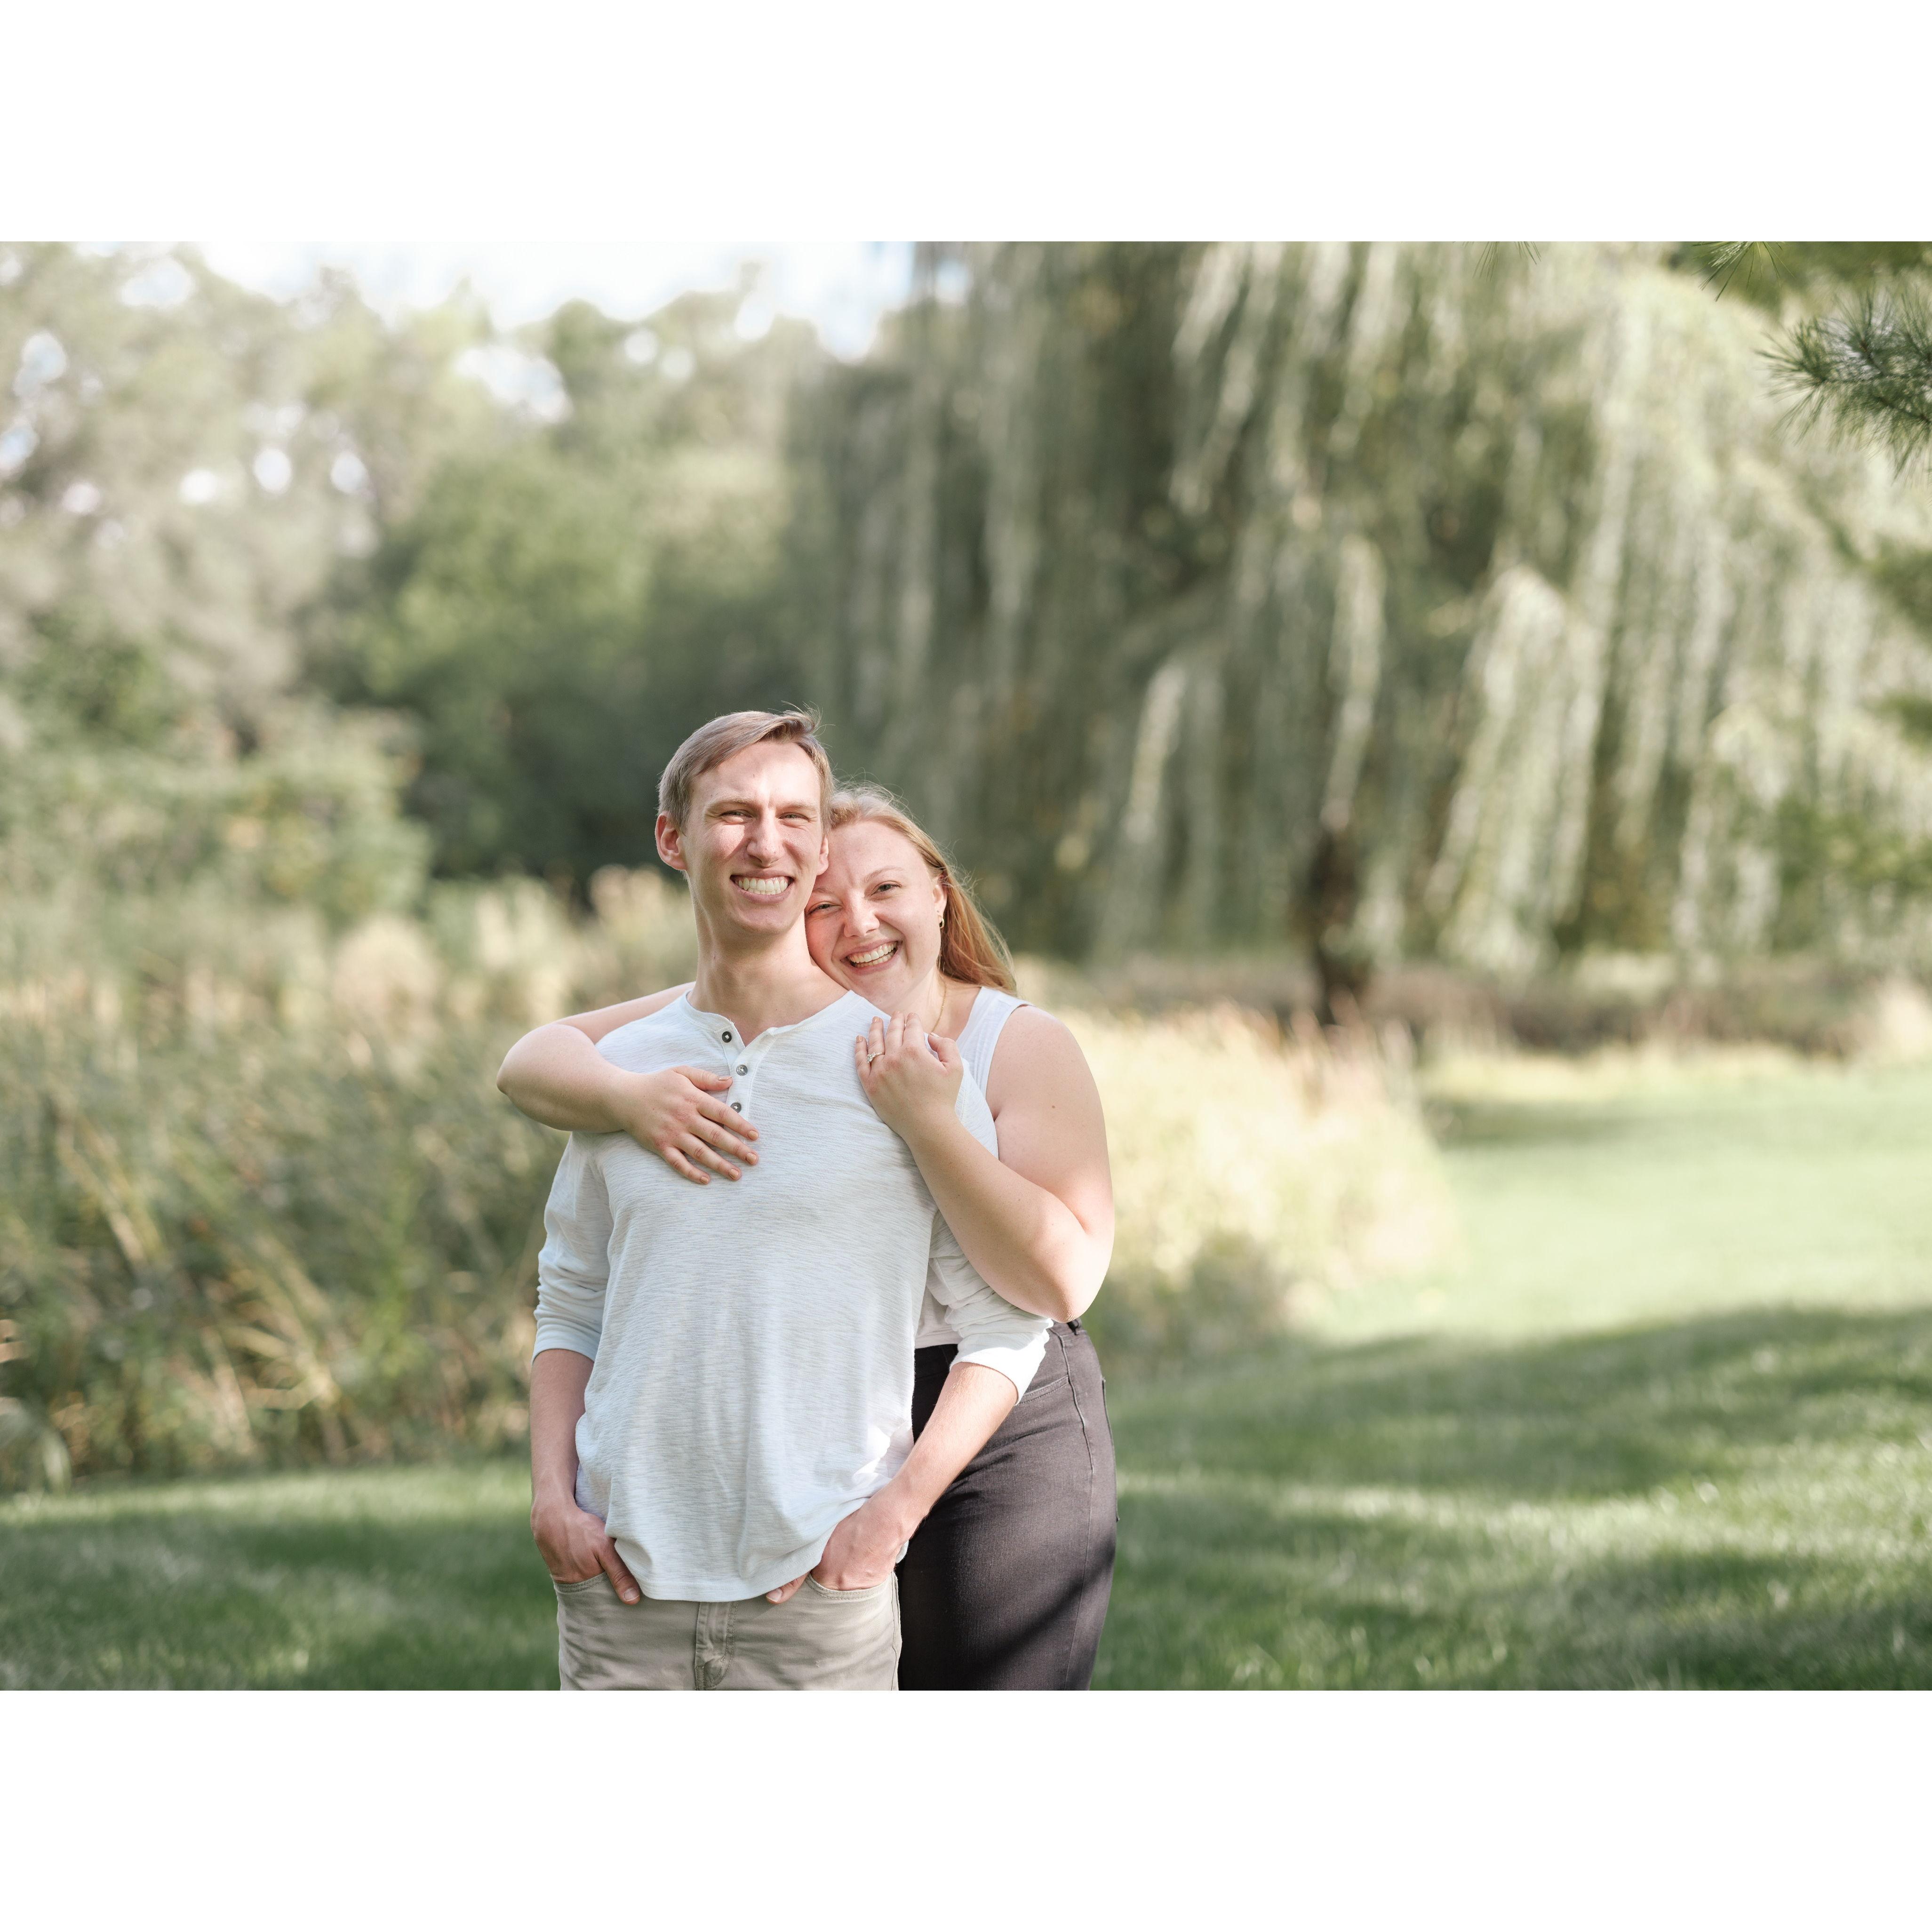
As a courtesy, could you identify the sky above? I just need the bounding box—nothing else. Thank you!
[196,240,917,359]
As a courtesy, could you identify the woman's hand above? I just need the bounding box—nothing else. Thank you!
[612,1066,758,1184]
[855,1013,963,1142]
[764,1491,909,1603]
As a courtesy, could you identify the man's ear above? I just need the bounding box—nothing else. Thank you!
[656,811,687,874]
[813,838,830,879]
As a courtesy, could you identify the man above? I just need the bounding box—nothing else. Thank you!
[527,709,1048,1690]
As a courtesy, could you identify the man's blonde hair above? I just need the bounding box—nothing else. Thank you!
[657,709,835,830]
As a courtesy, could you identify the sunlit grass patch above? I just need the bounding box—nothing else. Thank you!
[1421,1040,1807,1106]
[1339,1057,1932,1341]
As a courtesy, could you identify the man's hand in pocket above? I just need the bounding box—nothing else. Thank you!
[532,1494,641,1603]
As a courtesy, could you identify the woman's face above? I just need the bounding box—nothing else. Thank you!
[805,819,947,1007]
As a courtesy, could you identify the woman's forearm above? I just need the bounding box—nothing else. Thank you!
[497,1023,633,1132]
[899,1111,1109,1324]
[868,1363,1016,1538]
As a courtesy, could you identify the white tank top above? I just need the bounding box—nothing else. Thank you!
[915,987,1030,1350]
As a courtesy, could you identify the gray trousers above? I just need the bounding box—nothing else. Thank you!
[554,1572,901,1690]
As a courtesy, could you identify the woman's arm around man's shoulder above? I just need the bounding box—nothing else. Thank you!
[496,985,761,1185]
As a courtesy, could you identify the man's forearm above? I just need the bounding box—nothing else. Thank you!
[528,1345,640,1600]
[529,1347,594,1504]
[869,1362,1017,1540]
[498,1024,631,1133]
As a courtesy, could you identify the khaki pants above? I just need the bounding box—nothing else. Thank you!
[554,1573,901,1691]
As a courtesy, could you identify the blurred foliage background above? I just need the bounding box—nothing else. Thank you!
[6,239,1932,1498]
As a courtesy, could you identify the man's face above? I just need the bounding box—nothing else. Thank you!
[656,740,829,942]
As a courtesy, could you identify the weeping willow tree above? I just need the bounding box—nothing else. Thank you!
[798,243,1932,1007]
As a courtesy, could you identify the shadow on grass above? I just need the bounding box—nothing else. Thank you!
[1097,1477,1932,1690]
[1097,1303,1932,1688]
[1424,1096,1651,1150]
[1110,1303,1932,1501]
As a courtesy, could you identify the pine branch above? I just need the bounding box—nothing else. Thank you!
[1698,241,1787,299]
[1697,242,1932,299]
[1769,286,1932,477]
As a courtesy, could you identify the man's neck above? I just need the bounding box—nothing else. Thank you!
[688,926,845,1043]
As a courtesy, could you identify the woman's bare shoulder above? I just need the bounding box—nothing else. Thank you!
[986,1003,1101,1108]
[998,1001,1076,1048]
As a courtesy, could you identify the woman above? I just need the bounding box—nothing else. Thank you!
[497,784,1117,1689]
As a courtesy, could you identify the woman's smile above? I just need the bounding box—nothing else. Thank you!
[806,816,953,1013]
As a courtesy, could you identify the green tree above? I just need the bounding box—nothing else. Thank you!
[0,242,495,748]
[799,243,1932,992]
[320,285,825,886]
[0,243,474,922]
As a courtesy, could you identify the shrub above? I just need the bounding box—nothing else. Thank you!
[1062,1005,1456,1370]
[0,869,694,1490]
[1,870,1456,1485]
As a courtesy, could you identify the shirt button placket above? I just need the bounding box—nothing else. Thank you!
[730,1039,758,1118]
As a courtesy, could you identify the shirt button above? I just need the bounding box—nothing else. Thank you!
[721,1030,733,1042]
[730,1102,743,1112]
[736,1063,748,1074]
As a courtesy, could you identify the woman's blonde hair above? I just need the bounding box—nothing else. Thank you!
[828,785,1017,992]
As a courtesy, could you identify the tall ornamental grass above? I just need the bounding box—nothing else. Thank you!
[2,881,1454,1489]
[1060,1005,1456,1369]
[0,869,693,1490]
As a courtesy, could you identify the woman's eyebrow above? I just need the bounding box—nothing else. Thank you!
[810,870,903,894]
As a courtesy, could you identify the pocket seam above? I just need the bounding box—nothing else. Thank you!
[1020,1368,1072,1400]
[804,1574,890,1600]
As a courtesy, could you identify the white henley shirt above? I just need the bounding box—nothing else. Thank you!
[533,988,1049,1602]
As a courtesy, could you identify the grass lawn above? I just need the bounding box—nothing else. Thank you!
[0,1461,555,1689]
[1094,1054,1932,1688]
[6,1053,1931,1689]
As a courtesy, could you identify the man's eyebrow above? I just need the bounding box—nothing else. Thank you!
[703,794,821,815]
